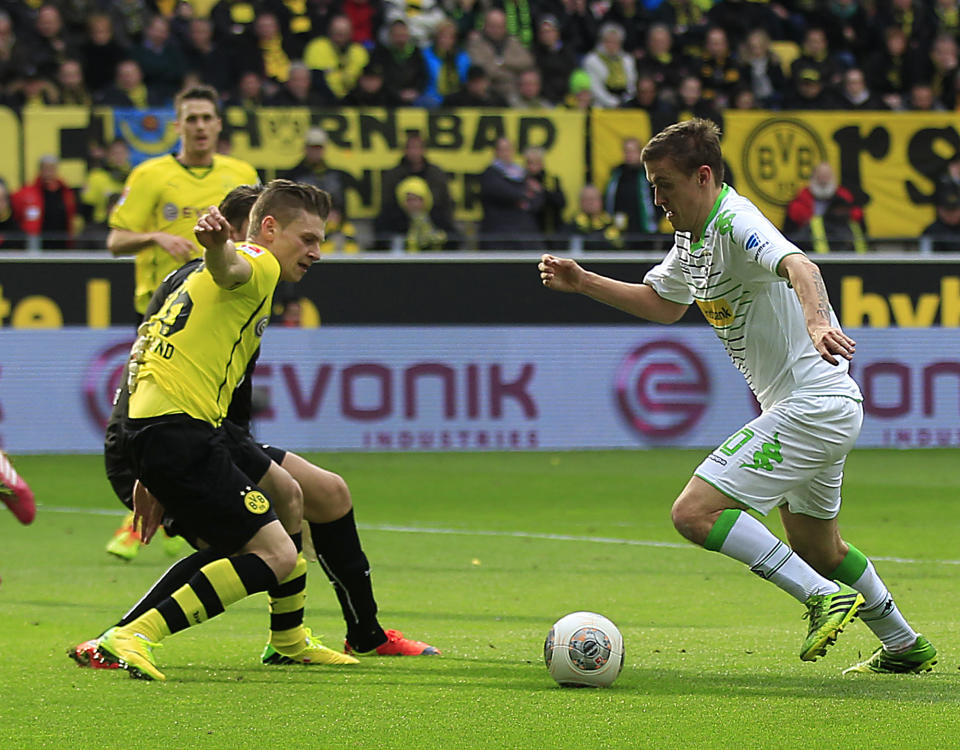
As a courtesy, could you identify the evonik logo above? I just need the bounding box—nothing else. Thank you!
[614,340,711,439]
[83,339,135,430]
[252,361,538,422]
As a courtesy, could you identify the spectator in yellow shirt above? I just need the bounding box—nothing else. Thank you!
[81,139,131,229]
[303,15,368,100]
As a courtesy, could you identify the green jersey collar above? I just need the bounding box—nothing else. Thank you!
[691,183,730,251]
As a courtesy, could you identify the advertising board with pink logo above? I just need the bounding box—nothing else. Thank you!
[1,327,958,453]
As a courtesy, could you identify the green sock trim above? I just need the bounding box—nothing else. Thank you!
[830,543,868,584]
[703,509,741,551]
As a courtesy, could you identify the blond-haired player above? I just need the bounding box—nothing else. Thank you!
[539,119,935,675]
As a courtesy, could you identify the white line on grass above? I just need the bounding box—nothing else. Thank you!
[39,505,960,567]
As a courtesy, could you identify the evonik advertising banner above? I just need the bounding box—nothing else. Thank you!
[1,327,958,454]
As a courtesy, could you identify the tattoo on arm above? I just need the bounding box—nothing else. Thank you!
[811,269,831,322]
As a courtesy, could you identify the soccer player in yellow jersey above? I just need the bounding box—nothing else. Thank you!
[91,180,333,681]
[105,83,259,561]
[72,187,437,671]
[107,84,260,318]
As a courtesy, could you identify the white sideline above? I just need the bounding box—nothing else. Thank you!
[36,505,960,567]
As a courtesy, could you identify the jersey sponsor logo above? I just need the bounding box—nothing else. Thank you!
[696,298,735,328]
[161,203,214,222]
[255,315,268,337]
[744,230,772,261]
[238,243,264,258]
[739,432,783,471]
[243,489,270,514]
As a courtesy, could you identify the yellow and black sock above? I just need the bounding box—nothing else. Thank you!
[268,533,308,648]
[118,549,219,627]
[126,554,277,641]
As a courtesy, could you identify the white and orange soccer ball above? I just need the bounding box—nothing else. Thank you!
[543,611,624,687]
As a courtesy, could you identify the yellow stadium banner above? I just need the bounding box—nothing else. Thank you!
[225,106,587,221]
[13,107,960,237]
[589,109,654,200]
[3,107,587,223]
[21,106,104,189]
[0,107,20,190]
[593,110,960,238]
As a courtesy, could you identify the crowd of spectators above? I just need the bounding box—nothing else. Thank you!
[0,0,957,119]
[0,0,959,250]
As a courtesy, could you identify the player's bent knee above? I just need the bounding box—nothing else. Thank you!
[282,479,304,524]
[301,467,353,523]
[261,537,297,582]
[260,462,304,531]
[670,496,705,544]
[325,473,352,516]
[245,522,298,581]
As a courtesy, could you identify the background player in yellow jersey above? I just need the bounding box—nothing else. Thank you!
[88,180,332,681]
[108,84,260,318]
[105,83,259,561]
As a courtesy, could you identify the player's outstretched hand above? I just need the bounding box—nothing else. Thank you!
[539,254,585,293]
[156,232,197,263]
[132,479,165,545]
[194,205,233,252]
[810,325,856,366]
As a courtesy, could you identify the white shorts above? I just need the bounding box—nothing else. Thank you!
[694,395,863,519]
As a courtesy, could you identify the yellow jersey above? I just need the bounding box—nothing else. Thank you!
[128,242,280,426]
[81,167,128,224]
[109,153,260,314]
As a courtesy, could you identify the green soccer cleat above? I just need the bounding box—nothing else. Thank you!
[800,582,864,662]
[106,514,141,561]
[842,634,938,674]
[261,627,359,666]
[97,626,165,681]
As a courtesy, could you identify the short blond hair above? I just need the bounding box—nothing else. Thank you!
[641,119,725,187]
[249,179,332,237]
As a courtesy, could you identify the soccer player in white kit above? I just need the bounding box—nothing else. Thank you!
[539,119,936,674]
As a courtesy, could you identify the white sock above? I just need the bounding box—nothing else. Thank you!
[716,511,839,602]
[849,560,917,653]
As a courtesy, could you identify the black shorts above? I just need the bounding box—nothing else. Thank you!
[123,414,279,555]
[221,420,286,481]
[107,418,287,507]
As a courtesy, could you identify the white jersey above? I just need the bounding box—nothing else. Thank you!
[643,184,862,410]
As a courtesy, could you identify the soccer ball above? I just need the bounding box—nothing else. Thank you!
[543,611,624,687]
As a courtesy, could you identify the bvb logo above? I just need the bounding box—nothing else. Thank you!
[244,490,270,514]
[742,118,827,206]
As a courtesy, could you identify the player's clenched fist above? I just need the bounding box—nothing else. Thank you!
[194,205,233,250]
[539,254,585,293]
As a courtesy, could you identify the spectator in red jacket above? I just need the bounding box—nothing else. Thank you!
[12,155,77,250]
[783,161,864,238]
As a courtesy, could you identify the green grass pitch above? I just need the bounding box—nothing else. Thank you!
[1,449,958,749]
